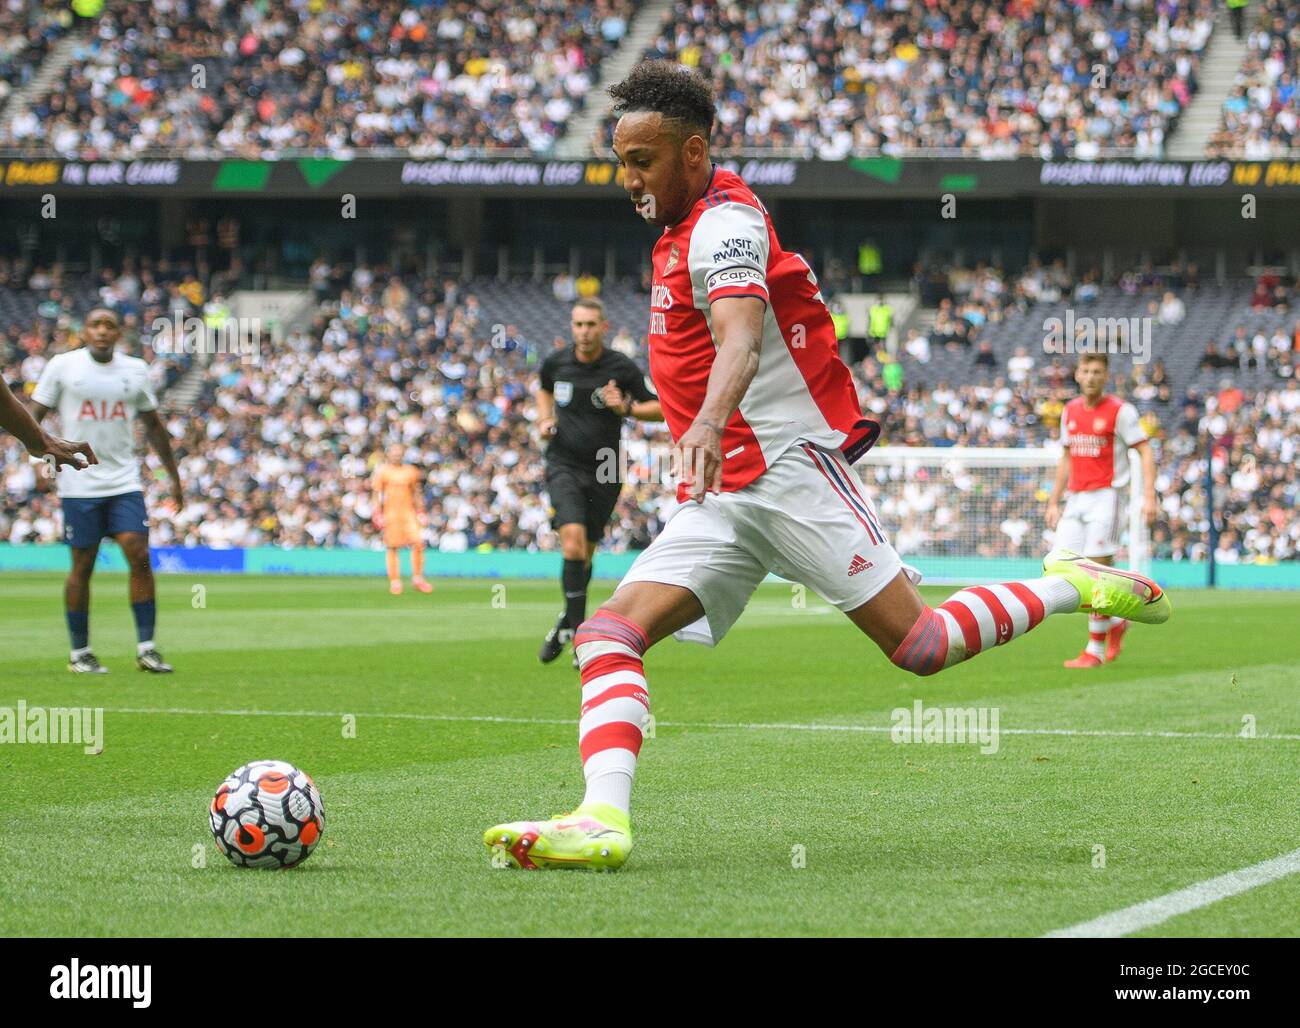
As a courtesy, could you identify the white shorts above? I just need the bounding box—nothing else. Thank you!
[1055,487,1125,558]
[620,441,918,646]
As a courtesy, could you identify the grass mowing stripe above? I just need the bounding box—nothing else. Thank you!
[100,707,1300,741]
[1044,846,1300,938]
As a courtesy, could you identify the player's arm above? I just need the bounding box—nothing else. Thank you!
[676,294,765,501]
[601,368,662,421]
[1,386,49,453]
[1130,438,1158,526]
[8,382,96,470]
[535,386,557,437]
[410,475,427,525]
[1046,449,1070,530]
[535,353,559,438]
[1118,402,1158,526]
[138,408,183,510]
[677,201,771,501]
[627,398,662,421]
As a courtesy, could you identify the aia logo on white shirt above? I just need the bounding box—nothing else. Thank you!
[78,400,128,421]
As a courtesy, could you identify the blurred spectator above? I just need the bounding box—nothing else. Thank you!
[575,271,601,299]
[1157,291,1186,325]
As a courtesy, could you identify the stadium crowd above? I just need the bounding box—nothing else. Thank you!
[603,0,1213,159]
[2,0,1294,159]
[1208,0,1299,159]
[0,0,636,157]
[0,0,74,108]
[3,259,1299,566]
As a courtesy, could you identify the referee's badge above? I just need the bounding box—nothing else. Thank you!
[554,381,573,406]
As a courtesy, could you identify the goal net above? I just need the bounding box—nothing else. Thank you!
[852,446,1150,586]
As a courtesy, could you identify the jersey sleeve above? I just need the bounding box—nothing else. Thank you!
[1116,402,1146,446]
[539,353,557,393]
[687,202,770,306]
[620,357,656,402]
[135,368,158,413]
[31,356,62,408]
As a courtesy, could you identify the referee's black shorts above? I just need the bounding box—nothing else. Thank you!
[545,461,623,539]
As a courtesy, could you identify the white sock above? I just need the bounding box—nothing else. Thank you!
[1023,575,1082,616]
[71,646,91,660]
[575,614,651,819]
[1085,615,1109,659]
[582,766,634,812]
[137,640,155,655]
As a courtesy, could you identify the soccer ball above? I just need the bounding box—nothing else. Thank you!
[209,760,324,869]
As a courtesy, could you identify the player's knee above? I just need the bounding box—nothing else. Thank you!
[68,554,95,579]
[573,607,651,668]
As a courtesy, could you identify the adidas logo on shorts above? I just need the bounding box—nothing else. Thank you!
[848,553,873,576]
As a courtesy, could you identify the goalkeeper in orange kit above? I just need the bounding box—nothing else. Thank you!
[371,444,432,595]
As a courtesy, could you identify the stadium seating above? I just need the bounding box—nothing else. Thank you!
[597,0,1213,159]
[0,0,639,157]
[0,0,1251,159]
[1207,0,1299,158]
[0,0,72,107]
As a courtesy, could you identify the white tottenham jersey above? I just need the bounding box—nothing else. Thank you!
[32,348,157,498]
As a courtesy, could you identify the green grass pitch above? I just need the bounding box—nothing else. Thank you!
[1,571,1297,937]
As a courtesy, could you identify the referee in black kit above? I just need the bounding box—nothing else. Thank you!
[537,298,662,665]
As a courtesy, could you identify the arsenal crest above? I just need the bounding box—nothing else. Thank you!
[1093,417,1106,432]
[664,243,679,274]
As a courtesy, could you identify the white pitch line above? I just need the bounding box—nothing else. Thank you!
[100,707,1300,741]
[1044,846,1300,938]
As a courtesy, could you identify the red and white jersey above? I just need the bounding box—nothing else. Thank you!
[647,165,878,500]
[1061,394,1146,491]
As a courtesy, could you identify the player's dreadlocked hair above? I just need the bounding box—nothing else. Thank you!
[607,60,715,142]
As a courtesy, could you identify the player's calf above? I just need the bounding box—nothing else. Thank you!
[888,552,1169,676]
[888,577,1080,676]
[573,608,652,816]
[484,606,651,871]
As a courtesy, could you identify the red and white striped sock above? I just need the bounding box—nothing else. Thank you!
[891,577,1079,676]
[1085,614,1111,659]
[573,608,651,816]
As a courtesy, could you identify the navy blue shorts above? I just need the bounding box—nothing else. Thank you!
[62,491,150,549]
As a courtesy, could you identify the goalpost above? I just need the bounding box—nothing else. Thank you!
[852,446,1150,586]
